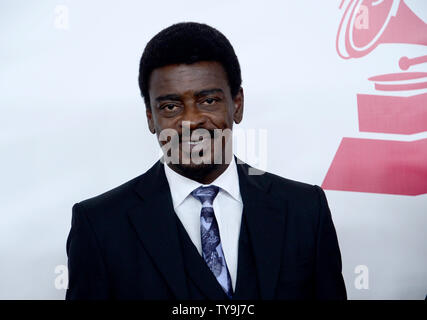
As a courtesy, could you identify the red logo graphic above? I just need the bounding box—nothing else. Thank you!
[322,0,427,195]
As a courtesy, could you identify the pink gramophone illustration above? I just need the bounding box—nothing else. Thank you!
[322,0,427,195]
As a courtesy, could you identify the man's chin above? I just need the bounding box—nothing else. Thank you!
[165,158,219,179]
[172,161,217,176]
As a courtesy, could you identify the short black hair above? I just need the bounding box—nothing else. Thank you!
[138,22,242,108]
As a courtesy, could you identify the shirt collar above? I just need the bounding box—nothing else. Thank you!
[164,155,242,209]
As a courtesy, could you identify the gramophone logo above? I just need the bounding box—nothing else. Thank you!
[322,0,427,195]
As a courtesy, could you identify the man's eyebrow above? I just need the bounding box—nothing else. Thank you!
[194,88,224,97]
[155,94,181,102]
[154,88,224,102]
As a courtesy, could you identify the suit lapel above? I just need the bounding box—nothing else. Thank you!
[235,158,287,300]
[127,160,189,299]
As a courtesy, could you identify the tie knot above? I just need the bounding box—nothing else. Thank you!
[191,185,219,205]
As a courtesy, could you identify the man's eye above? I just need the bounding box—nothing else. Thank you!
[202,98,217,105]
[161,104,177,111]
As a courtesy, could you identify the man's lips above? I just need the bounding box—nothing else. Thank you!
[180,139,210,153]
[179,130,215,144]
[180,138,205,143]
[179,133,217,153]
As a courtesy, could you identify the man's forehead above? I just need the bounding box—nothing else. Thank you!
[148,61,229,96]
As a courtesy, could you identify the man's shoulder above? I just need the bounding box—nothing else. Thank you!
[77,174,142,209]
[266,170,315,191]
[75,160,162,214]
[243,163,321,202]
[249,168,327,225]
[73,169,153,223]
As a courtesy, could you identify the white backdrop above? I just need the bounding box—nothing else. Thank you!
[1,0,426,299]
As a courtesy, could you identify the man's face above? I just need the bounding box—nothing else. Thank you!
[146,61,243,174]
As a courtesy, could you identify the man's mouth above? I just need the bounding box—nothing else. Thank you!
[180,130,215,146]
[180,139,208,154]
[182,139,205,146]
[179,133,215,155]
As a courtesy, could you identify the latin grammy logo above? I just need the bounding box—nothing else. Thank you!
[322,0,427,195]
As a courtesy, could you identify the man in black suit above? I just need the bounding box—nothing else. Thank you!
[66,22,347,300]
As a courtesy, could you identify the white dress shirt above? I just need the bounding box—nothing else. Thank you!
[164,156,243,291]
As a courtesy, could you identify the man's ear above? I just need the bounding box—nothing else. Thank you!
[146,107,156,134]
[233,87,244,124]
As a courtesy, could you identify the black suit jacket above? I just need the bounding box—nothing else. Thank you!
[66,158,347,300]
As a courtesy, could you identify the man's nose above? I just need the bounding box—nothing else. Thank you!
[179,103,207,131]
